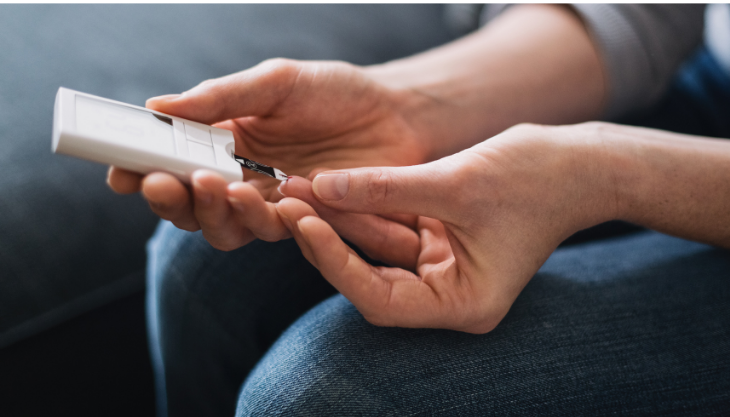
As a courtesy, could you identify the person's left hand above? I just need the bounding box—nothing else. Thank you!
[276,123,619,333]
[107,59,432,256]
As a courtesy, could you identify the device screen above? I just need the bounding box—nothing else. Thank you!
[75,95,175,155]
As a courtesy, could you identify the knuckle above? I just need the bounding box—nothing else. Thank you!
[579,121,605,129]
[463,319,500,335]
[190,78,227,119]
[171,220,200,233]
[255,58,304,113]
[256,228,288,243]
[365,169,395,207]
[216,243,239,252]
[198,78,218,88]
[514,122,540,130]
[259,58,300,77]
[506,122,548,136]
[576,120,614,138]
[327,60,356,73]
[579,120,610,130]
[362,312,390,328]
[192,78,224,97]
[196,211,226,229]
[150,203,183,223]
[461,305,507,334]
[211,243,236,252]
[203,233,239,252]
[147,203,167,218]
[367,222,396,263]
[261,57,293,67]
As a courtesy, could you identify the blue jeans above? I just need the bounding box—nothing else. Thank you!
[149,225,730,416]
[236,231,730,415]
[146,15,730,417]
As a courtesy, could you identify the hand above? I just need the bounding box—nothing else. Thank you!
[276,123,618,333]
[107,166,419,268]
[107,58,432,252]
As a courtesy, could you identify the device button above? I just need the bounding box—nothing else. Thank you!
[187,140,217,165]
[185,123,213,146]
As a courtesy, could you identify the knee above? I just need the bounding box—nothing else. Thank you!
[146,223,334,348]
[236,295,394,416]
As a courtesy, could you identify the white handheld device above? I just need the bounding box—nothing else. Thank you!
[52,87,288,183]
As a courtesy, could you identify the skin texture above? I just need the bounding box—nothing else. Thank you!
[277,122,730,333]
[107,4,605,262]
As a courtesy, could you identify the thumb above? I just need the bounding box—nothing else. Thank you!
[145,59,302,125]
[312,161,461,221]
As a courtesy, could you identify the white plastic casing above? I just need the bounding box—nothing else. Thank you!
[52,87,243,183]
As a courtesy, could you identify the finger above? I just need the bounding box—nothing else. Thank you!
[277,200,393,310]
[309,167,418,229]
[280,176,420,270]
[142,172,200,231]
[227,181,290,242]
[191,170,253,250]
[282,198,455,329]
[146,59,303,124]
[107,166,143,194]
[416,217,454,276]
[294,212,436,328]
[275,198,322,267]
[311,161,461,221]
[379,213,419,230]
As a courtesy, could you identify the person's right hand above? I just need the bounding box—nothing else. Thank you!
[107,58,435,254]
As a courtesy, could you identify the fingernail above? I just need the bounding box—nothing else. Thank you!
[277,178,288,196]
[193,179,212,205]
[227,196,244,212]
[313,173,349,201]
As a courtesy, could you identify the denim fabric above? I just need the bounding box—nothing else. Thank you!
[236,232,730,416]
[147,222,336,417]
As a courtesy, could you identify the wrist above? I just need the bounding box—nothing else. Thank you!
[363,3,605,161]
[364,64,459,161]
[559,122,630,229]
[365,48,526,161]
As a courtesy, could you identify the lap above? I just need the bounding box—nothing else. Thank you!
[237,231,730,416]
[147,220,335,416]
[147,220,335,357]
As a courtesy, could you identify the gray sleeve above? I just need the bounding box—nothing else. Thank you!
[572,4,705,120]
[480,4,706,120]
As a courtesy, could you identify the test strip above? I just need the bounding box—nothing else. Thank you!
[233,154,288,181]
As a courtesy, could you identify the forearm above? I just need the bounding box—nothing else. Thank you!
[366,4,605,160]
[600,124,730,248]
